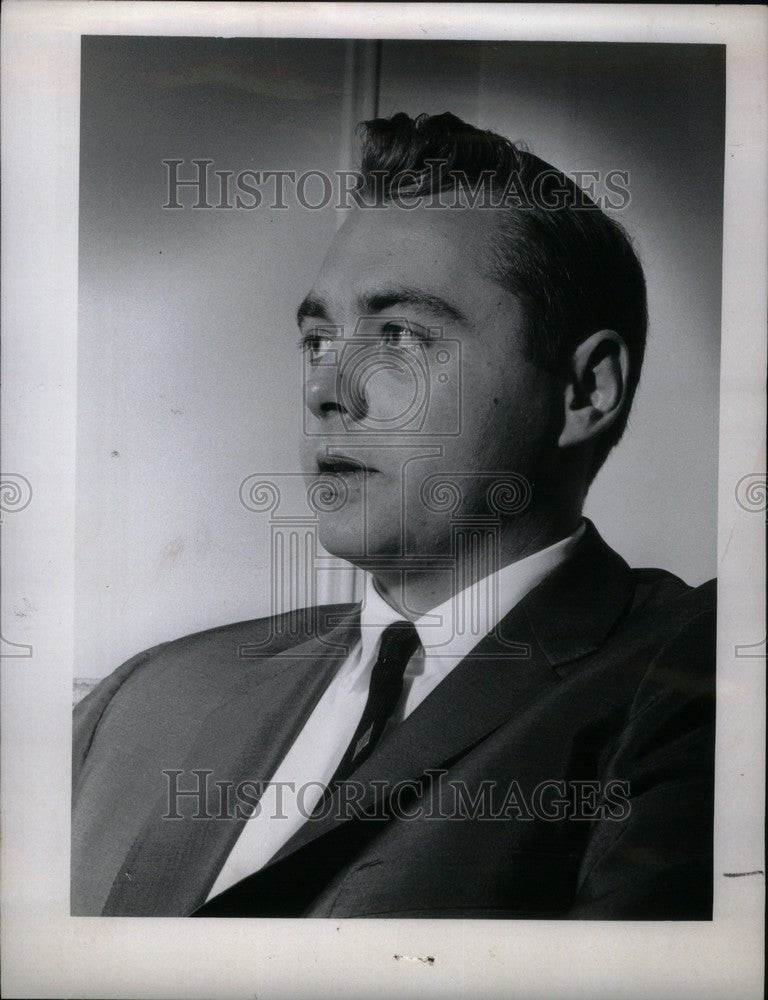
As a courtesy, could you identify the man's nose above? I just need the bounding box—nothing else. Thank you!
[305,356,341,420]
[304,348,358,423]
[305,338,376,425]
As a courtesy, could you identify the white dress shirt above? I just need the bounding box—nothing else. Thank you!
[207,521,585,900]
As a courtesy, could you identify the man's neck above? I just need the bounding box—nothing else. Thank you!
[369,515,583,620]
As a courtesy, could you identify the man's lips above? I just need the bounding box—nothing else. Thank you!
[316,452,378,474]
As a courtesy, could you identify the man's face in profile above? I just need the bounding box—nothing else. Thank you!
[298,203,560,567]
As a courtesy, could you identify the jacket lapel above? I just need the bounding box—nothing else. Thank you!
[102,611,361,916]
[265,608,558,864]
[522,519,635,673]
[194,520,636,915]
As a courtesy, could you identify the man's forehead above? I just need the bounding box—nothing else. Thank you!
[296,283,470,327]
[305,204,509,319]
[333,201,502,252]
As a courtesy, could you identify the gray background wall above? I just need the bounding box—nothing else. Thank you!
[76,37,724,680]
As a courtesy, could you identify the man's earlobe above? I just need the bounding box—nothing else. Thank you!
[558,330,629,448]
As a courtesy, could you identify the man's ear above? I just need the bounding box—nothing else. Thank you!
[558,330,630,448]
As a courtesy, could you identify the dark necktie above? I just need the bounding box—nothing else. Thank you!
[316,619,420,810]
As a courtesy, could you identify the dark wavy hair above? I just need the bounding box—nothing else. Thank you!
[357,112,648,478]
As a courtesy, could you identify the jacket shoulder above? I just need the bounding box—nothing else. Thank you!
[628,569,717,636]
[616,570,716,713]
[630,567,715,612]
[73,603,355,779]
[81,603,355,693]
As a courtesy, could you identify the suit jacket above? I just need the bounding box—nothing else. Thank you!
[71,521,715,919]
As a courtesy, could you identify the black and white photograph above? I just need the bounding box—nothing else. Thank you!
[1,3,765,998]
[71,32,725,921]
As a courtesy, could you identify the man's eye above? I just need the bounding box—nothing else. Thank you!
[299,331,333,355]
[381,322,423,346]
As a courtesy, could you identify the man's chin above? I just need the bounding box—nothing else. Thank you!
[315,515,365,562]
[315,517,396,565]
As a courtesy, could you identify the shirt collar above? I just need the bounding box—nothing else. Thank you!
[359,521,586,663]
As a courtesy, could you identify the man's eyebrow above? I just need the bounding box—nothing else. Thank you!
[296,294,331,326]
[359,287,467,324]
[296,287,468,327]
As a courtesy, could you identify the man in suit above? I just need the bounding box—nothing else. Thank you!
[72,113,715,919]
